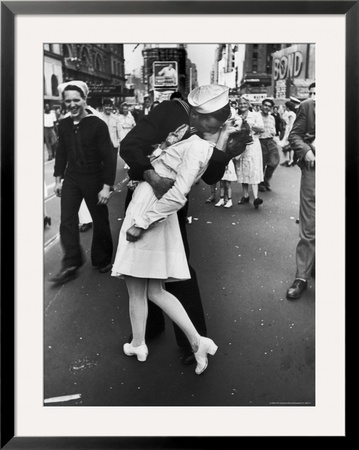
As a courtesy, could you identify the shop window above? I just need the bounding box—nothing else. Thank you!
[81,47,90,66]
[51,75,59,96]
[52,44,61,55]
[62,44,71,59]
[95,54,104,72]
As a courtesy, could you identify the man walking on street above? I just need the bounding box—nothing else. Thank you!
[286,82,316,300]
[50,81,115,284]
[258,98,280,192]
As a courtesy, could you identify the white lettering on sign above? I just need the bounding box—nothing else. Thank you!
[274,52,303,80]
[243,94,267,102]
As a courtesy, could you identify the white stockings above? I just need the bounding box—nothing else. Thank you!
[124,276,200,351]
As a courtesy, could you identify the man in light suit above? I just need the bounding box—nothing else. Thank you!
[286,82,316,300]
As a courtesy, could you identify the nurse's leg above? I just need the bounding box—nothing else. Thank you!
[124,276,148,346]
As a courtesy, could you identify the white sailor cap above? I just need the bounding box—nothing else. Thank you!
[58,80,89,98]
[188,84,229,114]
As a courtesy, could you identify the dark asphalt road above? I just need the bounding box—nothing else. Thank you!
[44,153,315,408]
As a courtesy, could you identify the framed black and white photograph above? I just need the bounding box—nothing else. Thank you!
[1,1,353,448]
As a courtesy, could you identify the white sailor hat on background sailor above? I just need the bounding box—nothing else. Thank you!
[188,84,229,114]
[58,80,89,98]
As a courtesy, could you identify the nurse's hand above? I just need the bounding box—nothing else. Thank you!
[126,225,144,242]
[216,121,238,151]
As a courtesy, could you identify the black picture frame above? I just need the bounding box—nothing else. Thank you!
[1,1,353,448]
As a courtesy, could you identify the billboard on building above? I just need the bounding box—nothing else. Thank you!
[153,61,178,88]
[272,44,315,99]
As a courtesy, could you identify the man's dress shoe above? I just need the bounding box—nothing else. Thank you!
[98,263,112,273]
[49,266,79,284]
[286,279,307,300]
[180,350,196,365]
[253,198,263,209]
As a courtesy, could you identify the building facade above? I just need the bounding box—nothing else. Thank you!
[239,43,315,104]
[44,44,132,110]
[44,44,64,107]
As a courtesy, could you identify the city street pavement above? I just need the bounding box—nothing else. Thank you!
[44,151,315,408]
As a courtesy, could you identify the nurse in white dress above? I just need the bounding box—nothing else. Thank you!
[112,133,219,375]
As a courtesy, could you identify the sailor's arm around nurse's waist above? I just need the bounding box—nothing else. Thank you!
[135,141,212,231]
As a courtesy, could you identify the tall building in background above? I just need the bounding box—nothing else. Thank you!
[211,44,245,98]
[142,44,198,101]
[125,68,146,105]
[216,44,237,88]
[187,60,199,92]
[240,44,284,103]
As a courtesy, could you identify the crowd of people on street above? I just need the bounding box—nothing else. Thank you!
[45,79,316,377]
[203,96,304,209]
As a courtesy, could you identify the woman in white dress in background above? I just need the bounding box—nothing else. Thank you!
[234,96,265,209]
[279,101,297,167]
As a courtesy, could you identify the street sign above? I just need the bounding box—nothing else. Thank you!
[88,85,122,96]
[154,90,176,102]
[87,85,134,97]
[242,93,268,103]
